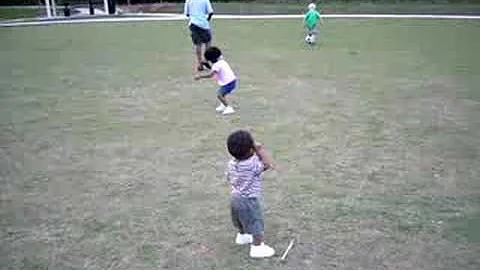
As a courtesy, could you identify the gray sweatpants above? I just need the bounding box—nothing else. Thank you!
[230,196,264,237]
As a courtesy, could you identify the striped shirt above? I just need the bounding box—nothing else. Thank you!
[226,154,265,197]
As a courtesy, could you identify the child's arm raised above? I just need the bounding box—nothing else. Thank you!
[254,143,275,170]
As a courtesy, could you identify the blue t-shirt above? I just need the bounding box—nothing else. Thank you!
[184,0,214,30]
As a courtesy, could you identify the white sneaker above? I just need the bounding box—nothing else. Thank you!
[249,243,275,258]
[222,106,235,115]
[216,104,226,112]
[235,233,253,245]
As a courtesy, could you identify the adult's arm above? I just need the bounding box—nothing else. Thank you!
[206,0,214,21]
[184,0,189,17]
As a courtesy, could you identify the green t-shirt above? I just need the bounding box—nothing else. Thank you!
[305,9,321,30]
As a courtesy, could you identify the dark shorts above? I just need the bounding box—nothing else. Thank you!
[189,23,212,45]
[217,80,237,96]
[231,196,264,236]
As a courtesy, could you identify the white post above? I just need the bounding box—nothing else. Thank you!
[103,0,109,15]
[45,0,52,18]
[51,0,57,17]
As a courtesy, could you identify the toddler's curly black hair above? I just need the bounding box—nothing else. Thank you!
[227,130,255,161]
[204,46,222,63]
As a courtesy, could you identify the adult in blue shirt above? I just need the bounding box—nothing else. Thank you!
[184,0,214,71]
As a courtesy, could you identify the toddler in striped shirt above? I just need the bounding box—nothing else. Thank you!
[226,130,276,258]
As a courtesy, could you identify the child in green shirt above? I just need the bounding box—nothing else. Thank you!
[304,3,324,44]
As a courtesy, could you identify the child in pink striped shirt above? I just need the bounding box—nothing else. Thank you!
[226,130,276,258]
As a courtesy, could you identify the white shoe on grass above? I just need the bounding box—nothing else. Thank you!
[216,104,226,112]
[249,243,275,258]
[222,106,235,115]
[235,233,253,245]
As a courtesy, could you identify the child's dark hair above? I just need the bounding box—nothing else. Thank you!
[204,46,222,63]
[227,130,255,161]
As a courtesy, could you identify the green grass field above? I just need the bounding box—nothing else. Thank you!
[1,18,480,270]
[0,8,39,20]
[127,2,480,15]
